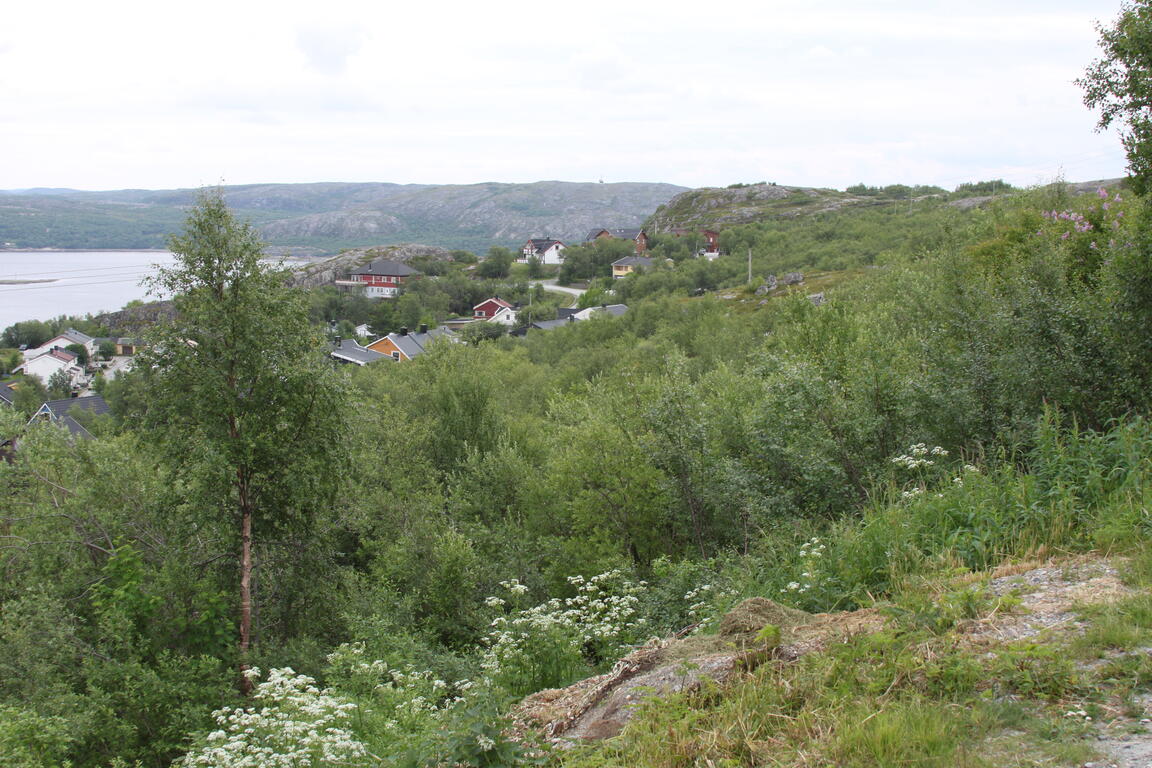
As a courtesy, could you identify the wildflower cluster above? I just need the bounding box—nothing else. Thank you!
[324,642,465,735]
[1036,188,1133,280]
[682,582,737,632]
[781,537,827,599]
[482,570,646,689]
[890,443,947,470]
[178,667,369,768]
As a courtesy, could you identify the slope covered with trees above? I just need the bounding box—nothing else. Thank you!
[2,174,1149,766]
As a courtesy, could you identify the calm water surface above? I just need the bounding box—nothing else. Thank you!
[0,251,300,331]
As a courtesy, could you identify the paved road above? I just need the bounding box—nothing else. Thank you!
[533,279,586,299]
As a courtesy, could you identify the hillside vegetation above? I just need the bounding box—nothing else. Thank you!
[2,176,1151,766]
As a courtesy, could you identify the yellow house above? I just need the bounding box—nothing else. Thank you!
[611,255,654,279]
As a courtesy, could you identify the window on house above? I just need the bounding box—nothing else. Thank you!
[391,351,400,360]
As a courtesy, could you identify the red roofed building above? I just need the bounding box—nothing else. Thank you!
[472,297,517,324]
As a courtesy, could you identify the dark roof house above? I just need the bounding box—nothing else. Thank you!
[350,259,421,278]
[366,325,458,361]
[330,338,389,366]
[30,394,111,440]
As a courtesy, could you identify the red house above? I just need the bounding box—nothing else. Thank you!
[583,228,649,253]
[346,259,421,299]
[473,296,513,320]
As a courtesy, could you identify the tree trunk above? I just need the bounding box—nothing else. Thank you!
[238,473,253,696]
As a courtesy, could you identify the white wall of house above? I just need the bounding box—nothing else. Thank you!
[20,354,80,386]
[520,243,566,265]
[541,243,565,265]
[24,335,96,361]
[490,307,519,325]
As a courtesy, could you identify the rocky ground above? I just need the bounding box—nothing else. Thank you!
[517,554,1152,767]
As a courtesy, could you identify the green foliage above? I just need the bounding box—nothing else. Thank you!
[46,368,72,400]
[479,247,515,279]
[1079,0,1152,193]
[460,321,508,345]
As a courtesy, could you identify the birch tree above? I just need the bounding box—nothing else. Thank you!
[140,190,348,693]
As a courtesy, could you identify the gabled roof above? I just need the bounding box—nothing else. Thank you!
[530,317,578,331]
[30,395,110,440]
[612,256,654,268]
[19,348,79,371]
[350,259,421,277]
[46,329,94,346]
[525,238,564,251]
[0,382,14,405]
[411,326,456,350]
[585,228,645,242]
[577,303,629,319]
[607,228,644,240]
[474,296,513,311]
[374,326,458,359]
[38,395,110,419]
[330,339,388,366]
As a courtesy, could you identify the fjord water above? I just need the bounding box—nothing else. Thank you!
[0,250,177,330]
[0,251,302,331]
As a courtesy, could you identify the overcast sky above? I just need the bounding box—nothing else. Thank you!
[0,0,1128,192]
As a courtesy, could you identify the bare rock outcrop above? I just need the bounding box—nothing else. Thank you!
[516,598,884,746]
[291,243,451,289]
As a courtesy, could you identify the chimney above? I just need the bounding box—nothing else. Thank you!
[400,327,408,336]
[334,336,342,347]
[419,324,428,334]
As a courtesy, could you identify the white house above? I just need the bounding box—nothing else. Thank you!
[519,238,566,265]
[472,297,519,325]
[16,348,83,387]
[23,329,96,361]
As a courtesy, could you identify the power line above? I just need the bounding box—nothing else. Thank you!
[0,276,159,294]
[0,261,170,279]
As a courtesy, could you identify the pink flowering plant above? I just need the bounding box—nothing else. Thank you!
[1035,186,1135,283]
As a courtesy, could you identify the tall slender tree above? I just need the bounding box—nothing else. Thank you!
[139,190,348,692]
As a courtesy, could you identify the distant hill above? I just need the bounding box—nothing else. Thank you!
[0,181,686,254]
[645,179,1128,233]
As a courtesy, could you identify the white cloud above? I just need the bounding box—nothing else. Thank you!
[0,0,1129,190]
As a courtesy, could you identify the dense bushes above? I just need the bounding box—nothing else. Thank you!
[3,184,1152,765]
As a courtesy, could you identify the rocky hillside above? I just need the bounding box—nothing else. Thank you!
[291,243,452,289]
[0,181,685,253]
[645,183,862,232]
[646,178,1128,233]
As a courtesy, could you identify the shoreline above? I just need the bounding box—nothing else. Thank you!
[0,248,170,253]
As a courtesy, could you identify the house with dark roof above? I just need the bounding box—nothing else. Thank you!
[0,382,14,408]
[611,255,655,279]
[330,338,389,366]
[344,259,421,299]
[366,325,458,361]
[670,227,721,258]
[573,303,629,320]
[525,304,629,332]
[584,228,649,253]
[23,329,96,361]
[29,394,110,440]
[519,238,566,265]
